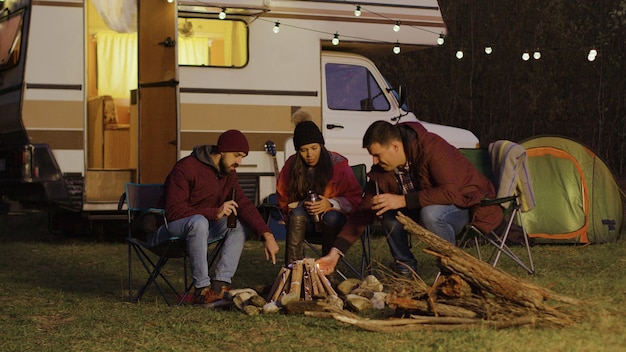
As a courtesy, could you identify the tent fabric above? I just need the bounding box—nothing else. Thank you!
[520,136,623,244]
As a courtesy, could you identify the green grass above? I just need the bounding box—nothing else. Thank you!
[1,214,625,352]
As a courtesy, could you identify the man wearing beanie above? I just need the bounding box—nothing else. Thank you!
[149,129,279,306]
[276,121,362,266]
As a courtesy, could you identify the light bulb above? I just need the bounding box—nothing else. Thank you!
[218,8,226,20]
[437,34,445,46]
[589,48,597,56]
[456,50,464,59]
[393,42,400,54]
[393,21,400,32]
[273,22,280,33]
[533,51,541,60]
[588,50,597,61]
[332,33,339,46]
[522,52,530,61]
[354,5,361,17]
[167,0,174,3]
[484,46,492,55]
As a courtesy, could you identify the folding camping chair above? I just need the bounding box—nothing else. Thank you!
[458,141,535,274]
[120,183,225,306]
[260,164,372,280]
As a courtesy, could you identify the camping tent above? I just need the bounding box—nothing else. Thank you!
[520,136,623,244]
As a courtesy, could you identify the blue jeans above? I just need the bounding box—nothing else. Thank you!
[382,204,468,271]
[148,214,246,289]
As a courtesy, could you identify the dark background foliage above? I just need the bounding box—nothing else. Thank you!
[370,0,626,176]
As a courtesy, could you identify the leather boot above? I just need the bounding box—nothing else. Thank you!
[285,215,307,266]
[319,221,342,256]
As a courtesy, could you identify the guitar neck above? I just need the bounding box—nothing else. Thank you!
[272,156,279,178]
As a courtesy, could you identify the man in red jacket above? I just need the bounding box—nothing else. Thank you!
[149,130,279,306]
[316,120,502,276]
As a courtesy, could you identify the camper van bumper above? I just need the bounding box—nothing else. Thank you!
[0,144,71,210]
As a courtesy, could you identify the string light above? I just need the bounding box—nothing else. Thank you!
[437,33,445,46]
[588,48,598,61]
[273,22,280,33]
[456,49,464,59]
[354,5,361,17]
[218,8,226,20]
[393,21,400,32]
[167,0,174,3]
[393,41,401,54]
[484,46,493,55]
[533,50,541,60]
[332,32,340,45]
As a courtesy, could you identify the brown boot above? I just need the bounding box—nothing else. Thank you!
[285,215,307,266]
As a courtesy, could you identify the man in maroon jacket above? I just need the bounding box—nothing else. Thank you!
[316,120,502,276]
[149,130,279,306]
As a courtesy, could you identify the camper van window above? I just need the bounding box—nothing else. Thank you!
[0,11,23,70]
[177,17,248,67]
[325,63,390,111]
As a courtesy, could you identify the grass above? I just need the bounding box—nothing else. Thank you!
[1,213,626,352]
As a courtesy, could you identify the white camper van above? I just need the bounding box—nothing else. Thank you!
[0,0,478,217]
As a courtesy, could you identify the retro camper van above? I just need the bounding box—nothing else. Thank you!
[0,0,478,216]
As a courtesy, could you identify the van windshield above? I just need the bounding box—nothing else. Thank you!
[0,11,23,70]
[325,63,390,111]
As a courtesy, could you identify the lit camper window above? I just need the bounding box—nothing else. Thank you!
[325,63,390,111]
[177,17,248,67]
[0,11,23,70]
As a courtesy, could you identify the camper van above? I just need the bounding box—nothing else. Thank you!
[0,0,478,217]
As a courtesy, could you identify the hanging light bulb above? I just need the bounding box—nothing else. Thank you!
[533,50,541,60]
[393,21,400,32]
[354,5,361,17]
[332,33,340,46]
[273,22,280,33]
[484,46,493,55]
[218,8,226,20]
[437,34,445,46]
[522,52,530,61]
[456,49,464,59]
[393,41,401,54]
[588,48,598,61]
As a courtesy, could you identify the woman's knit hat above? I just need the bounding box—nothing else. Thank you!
[217,129,250,155]
[293,121,325,149]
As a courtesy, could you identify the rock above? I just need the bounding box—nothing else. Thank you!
[325,295,344,310]
[248,294,267,307]
[243,305,260,316]
[279,292,300,306]
[358,275,383,292]
[337,278,361,296]
[345,294,373,312]
[262,301,281,314]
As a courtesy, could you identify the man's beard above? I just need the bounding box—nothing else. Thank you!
[220,158,238,173]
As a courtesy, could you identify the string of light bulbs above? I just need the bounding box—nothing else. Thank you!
[209,3,601,60]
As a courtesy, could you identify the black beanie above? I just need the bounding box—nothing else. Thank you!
[293,121,325,150]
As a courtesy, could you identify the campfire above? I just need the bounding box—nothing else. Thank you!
[221,214,582,331]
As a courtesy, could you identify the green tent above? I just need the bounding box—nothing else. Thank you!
[520,136,623,244]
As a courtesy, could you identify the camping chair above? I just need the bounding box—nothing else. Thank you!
[259,164,372,280]
[458,142,535,274]
[120,183,225,306]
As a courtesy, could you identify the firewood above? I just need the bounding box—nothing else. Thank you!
[269,267,291,302]
[386,296,477,318]
[289,260,304,296]
[396,213,581,308]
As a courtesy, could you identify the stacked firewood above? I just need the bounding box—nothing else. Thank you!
[312,213,583,332]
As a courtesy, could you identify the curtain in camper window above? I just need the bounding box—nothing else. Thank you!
[96,32,138,98]
[179,37,209,66]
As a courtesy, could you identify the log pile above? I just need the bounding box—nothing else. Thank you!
[331,213,581,331]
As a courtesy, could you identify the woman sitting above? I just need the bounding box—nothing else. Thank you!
[277,120,363,265]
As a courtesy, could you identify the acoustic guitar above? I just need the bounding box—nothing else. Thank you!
[263,140,286,240]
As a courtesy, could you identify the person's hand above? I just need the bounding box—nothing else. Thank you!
[262,232,279,264]
[305,195,331,216]
[371,193,405,216]
[217,200,239,219]
[315,250,340,275]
